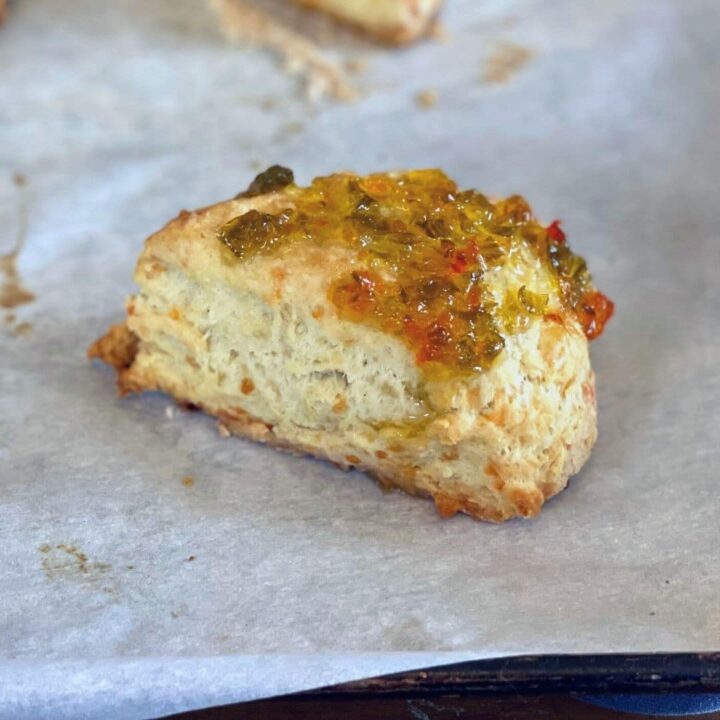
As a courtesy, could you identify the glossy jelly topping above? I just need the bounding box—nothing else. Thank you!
[218,168,613,376]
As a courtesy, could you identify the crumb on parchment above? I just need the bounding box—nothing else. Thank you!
[482,42,534,84]
[415,89,438,108]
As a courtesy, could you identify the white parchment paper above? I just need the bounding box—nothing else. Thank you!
[1,0,719,717]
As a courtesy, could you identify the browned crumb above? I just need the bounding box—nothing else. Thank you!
[12,172,26,187]
[186,555,196,562]
[482,43,534,84]
[415,89,438,108]
[4,312,15,325]
[87,323,139,371]
[181,476,195,487]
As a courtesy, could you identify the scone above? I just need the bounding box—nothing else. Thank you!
[90,167,613,522]
[292,0,442,44]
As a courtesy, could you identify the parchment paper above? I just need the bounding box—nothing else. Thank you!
[1,0,719,717]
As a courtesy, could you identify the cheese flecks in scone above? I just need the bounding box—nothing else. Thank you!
[90,167,613,522]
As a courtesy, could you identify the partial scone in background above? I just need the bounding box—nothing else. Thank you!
[292,0,443,43]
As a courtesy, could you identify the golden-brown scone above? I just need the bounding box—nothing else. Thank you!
[0,0,6,25]
[90,167,613,522]
[292,0,443,44]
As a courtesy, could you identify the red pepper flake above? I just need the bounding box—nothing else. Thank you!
[547,220,566,245]
[467,285,481,309]
[450,240,478,274]
[579,291,614,340]
[403,316,425,344]
[451,254,469,273]
[403,317,431,362]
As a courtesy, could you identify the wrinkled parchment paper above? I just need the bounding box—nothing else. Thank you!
[2,0,719,717]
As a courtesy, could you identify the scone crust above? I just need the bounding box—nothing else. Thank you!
[91,189,598,522]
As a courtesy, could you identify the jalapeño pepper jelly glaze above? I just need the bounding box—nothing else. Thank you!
[218,168,613,377]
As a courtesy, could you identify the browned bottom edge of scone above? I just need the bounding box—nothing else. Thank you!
[88,322,564,523]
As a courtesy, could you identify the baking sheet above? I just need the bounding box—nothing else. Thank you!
[1,0,719,717]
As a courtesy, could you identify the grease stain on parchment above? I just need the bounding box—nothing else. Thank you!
[1,173,34,309]
[2,173,35,330]
[38,543,118,597]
